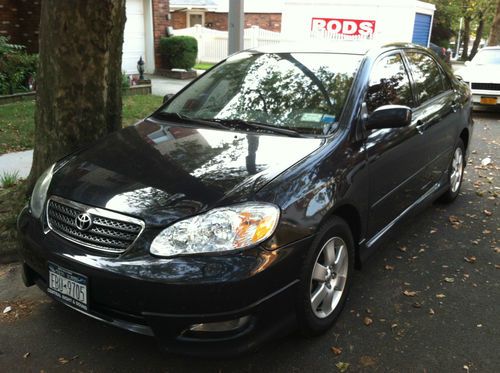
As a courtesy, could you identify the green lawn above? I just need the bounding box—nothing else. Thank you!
[0,94,163,155]
[194,62,215,70]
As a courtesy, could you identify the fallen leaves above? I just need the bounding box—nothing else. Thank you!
[384,264,395,271]
[331,346,343,355]
[429,308,435,315]
[448,215,462,229]
[436,293,446,299]
[464,256,477,264]
[444,277,455,283]
[58,355,79,365]
[359,355,378,367]
[403,290,417,297]
[335,362,350,372]
[363,316,373,326]
[483,209,493,216]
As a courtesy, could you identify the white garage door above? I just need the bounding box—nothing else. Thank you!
[122,0,146,74]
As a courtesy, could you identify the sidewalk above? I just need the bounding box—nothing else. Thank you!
[0,76,194,179]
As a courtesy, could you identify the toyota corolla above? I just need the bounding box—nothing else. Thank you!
[18,43,473,356]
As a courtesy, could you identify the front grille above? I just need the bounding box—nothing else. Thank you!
[471,82,500,91]
[47,196,144,254]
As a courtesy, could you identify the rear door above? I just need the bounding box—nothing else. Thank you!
[364,52,427,239]
[404,51,458,187]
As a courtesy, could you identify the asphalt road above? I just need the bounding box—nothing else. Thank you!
[0,112,498,373]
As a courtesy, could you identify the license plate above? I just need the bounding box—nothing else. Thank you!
[480,97,497,105]
[48,262,88,311]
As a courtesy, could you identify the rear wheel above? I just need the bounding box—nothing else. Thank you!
[296,217,354,336]
[440,139,465,203]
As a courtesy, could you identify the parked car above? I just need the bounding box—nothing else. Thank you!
[18,43,473,356]
[456,46,500,108]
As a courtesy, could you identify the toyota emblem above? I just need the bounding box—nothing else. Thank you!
[75,212,92,231]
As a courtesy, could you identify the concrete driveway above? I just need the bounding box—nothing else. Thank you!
[0,112,498,372]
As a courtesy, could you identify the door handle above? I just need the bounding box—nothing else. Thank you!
[416,120,427,134]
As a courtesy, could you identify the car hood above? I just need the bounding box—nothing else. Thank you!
[49,118,324,226]
[456,64,500,83]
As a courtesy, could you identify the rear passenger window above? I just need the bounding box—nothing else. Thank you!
[406,52,448,103]
[365,54,414,113]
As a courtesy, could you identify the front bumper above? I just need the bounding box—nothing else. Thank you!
[17,207,313,356]
[471,89,500,106]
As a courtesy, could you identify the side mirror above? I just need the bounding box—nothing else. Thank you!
[163,93,174,104]
[366,105,412,130]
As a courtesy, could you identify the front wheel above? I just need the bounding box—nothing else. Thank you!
[296,217,354,336]
[440,139,465,203]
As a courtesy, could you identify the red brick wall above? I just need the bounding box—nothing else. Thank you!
[0,0,41,53]
[172,11,282,32]
[152,0,170,70]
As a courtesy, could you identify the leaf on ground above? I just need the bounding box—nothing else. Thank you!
[444,277,455,283]
[403,290,417,297]
[429,308,435,315]
[336,362,350,372]
[359,355,378,367]
[448,215,462,229]
[464,256,477,264]
[412,302,422,308]
[363,316,373,326]
[436,293,446,299]
[399,246,407,252]
[430,228,438,234]
[23,352,30,358]
[483,209,492,216]
[384,264,395,271]
[331,346,343,355]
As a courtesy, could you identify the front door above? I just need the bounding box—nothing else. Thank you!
[364,52,427,240]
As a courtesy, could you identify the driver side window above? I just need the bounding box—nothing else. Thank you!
[365,53,414,113]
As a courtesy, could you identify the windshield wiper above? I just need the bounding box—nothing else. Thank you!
[209,118,302,137]
[154,112,227,130]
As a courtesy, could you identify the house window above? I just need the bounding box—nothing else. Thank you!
[187,12,204,27]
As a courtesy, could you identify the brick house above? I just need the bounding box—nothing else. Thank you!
[170,0,283,32]
[0,0,171,74]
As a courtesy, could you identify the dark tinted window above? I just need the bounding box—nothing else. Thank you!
[406,52,448,103]
[365,54,414,113]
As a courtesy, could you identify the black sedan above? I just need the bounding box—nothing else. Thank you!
[18,43,473,356]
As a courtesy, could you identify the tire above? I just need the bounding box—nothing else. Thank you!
[440,139,465,203]
[296,216,355,336]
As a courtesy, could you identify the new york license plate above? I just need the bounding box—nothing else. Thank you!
[480,97,497,105]
[48,262,88,311]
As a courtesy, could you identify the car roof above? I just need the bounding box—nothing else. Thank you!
[246,41,429,56]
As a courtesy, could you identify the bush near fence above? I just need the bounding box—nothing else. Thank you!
[173,25,281,64]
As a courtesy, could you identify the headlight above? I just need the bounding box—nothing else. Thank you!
[30,163,55,219]
[150,203,280,257]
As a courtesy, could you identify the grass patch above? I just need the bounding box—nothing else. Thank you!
[0,181,28,263]
[194,62,215,70]
[0,95,164,155]
[1,171,20,188]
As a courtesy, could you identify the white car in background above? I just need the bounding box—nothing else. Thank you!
[456,46,500,108]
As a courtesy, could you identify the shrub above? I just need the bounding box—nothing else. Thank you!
[159,36,198,70]
[121,72,130,89]
[0,37,38,95]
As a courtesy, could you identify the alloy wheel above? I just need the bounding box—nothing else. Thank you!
[309,236,349,319]
[450,147,464,193]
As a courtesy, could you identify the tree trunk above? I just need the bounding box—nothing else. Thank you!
[461,16,471,61]
[27,0,126,191]
[470,12,484,59]
[489,0,500,46]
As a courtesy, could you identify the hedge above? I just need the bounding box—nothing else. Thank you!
[159,36,198,70]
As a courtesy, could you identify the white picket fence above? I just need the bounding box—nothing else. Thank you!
[173,25,282,63]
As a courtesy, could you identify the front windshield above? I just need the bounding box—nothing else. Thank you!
[160,52,362,135]
[472,49,500,65]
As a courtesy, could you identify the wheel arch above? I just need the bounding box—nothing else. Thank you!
[321,204,363,269]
